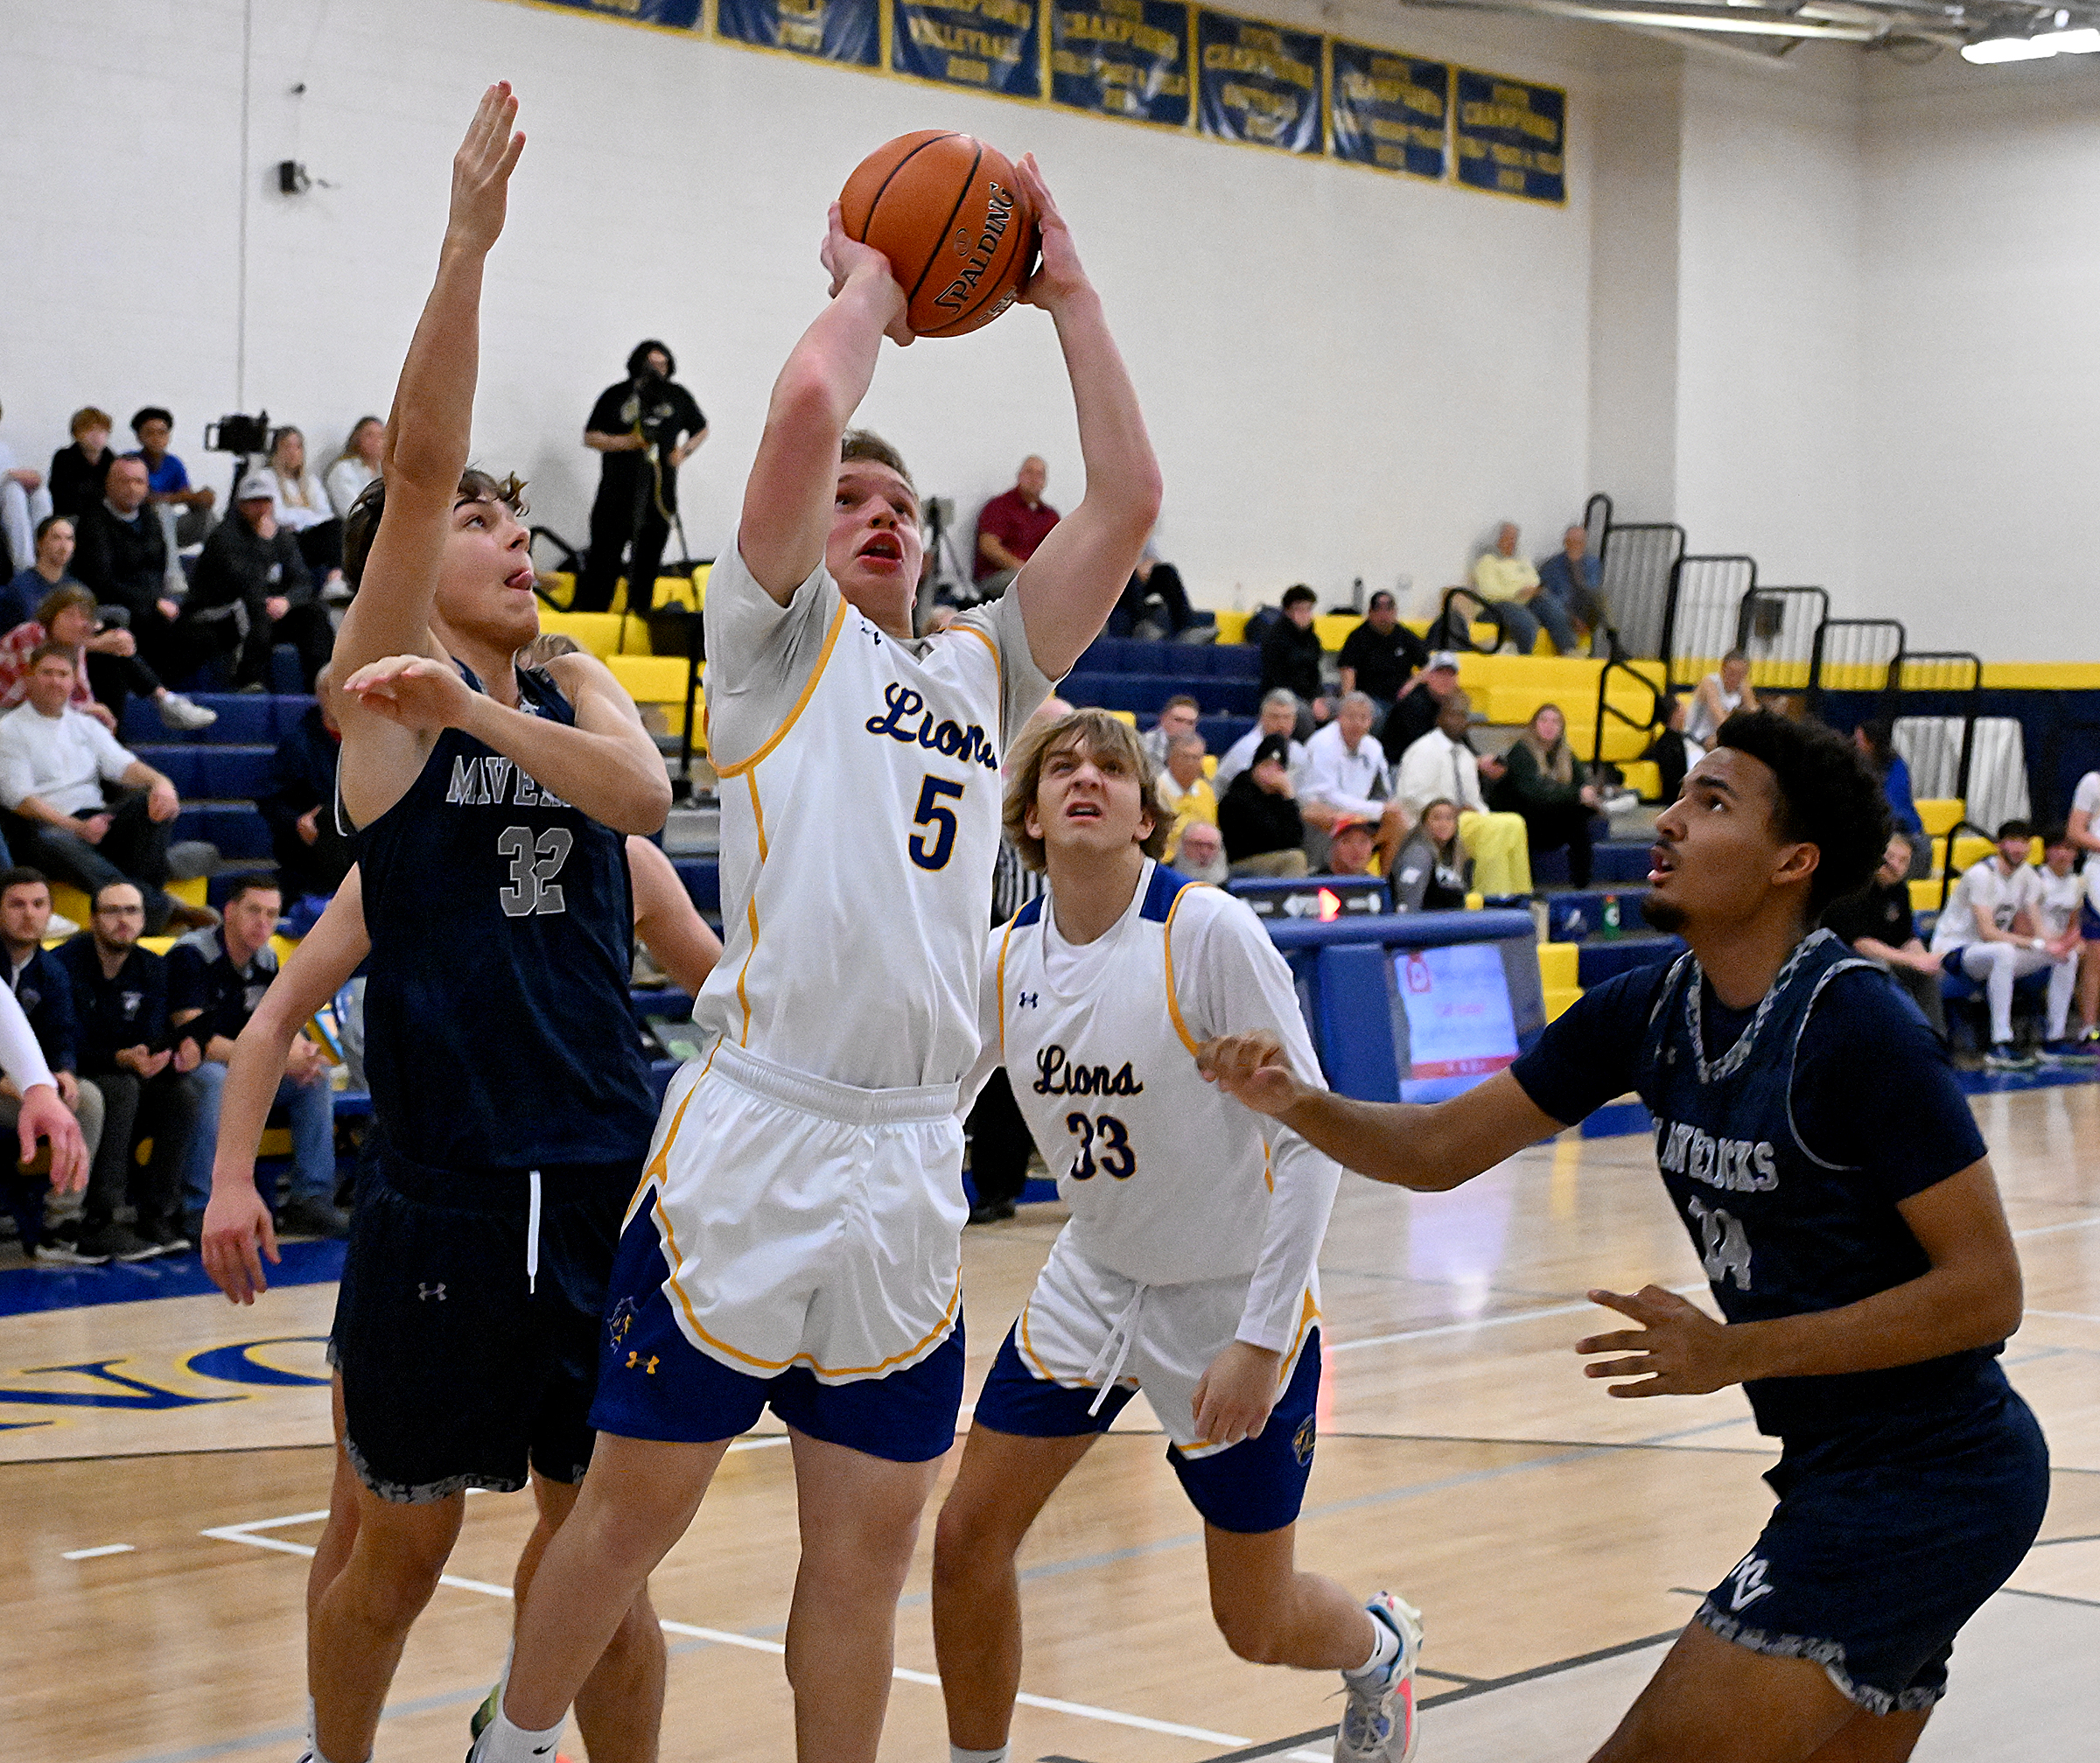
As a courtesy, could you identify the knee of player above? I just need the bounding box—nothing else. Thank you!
[1210,1594,1292,1666]
[932,1494,1024,1583]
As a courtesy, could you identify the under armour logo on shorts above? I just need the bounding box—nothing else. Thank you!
[417,1283,446,1302]
[1018,991,1040,1008]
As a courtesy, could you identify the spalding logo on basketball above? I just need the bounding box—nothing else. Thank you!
[840,129,1042,339]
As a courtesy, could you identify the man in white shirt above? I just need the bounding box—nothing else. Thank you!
[0,647,203,934]
[1928,819,2072,1068]
[2034,824,2096,1058]
[1302,691,1407,868]
[1214,689,1307,794]
[1395,692,1532,894]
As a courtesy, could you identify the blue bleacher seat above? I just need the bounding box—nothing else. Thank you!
[133,744,277,800]
[174,802,272,860]
[121,692,313,746]
[1576,936,1684,987]
[673,857,720,915]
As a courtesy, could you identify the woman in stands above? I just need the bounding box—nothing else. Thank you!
[326,416,385,522]
[1491,704,1602,888]
[1390,797,1470,912]
[266,425,346,584]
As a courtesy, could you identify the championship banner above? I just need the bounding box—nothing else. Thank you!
[1329,41,1447,180]
[1195,10,1322,155]
[1051,0,1192,128]
[1452,67,1565,203]
[892,0,1045,98]
[529,0,704,25]
[717,0,879,63]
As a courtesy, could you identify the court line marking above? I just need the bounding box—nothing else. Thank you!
[2027,1308,2100,1325]
[60,1542,134,1559]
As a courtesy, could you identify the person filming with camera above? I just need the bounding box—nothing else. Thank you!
[576,339,707,615]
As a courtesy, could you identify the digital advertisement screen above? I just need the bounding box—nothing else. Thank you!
[1391,942,1519,1082]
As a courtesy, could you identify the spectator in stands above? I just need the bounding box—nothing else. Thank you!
[185,472,334,689]
[2034,825,2096,1058]
[1471,522,1577,656]
[1390,799,1471,912]
[578,340,709,615]
[263,427,346,584]
[1319,815,1378,878]
[72,455,185,677]
[1214,689,1308,793]
[127,406,216,548]
[1536,525,1603,647]
[1337,590,1426,718]
[1174,819,1228,885]
[0,647,209,934]
[0,400,52,582]
[1824,831,1948,1040]
[326,416,384,521]
[4,513,85,632]
[974,455,1059,598]
[1218,733,1308,877]
[48,408,116,522]
[1852,717,1928,878]
[1379,650,1460,765]
[1685,650,1757,748]
[1491,704,1602,888]
[171,877,344,1241]
[1394,691,1533,895]
[1140,692,1200,769]
[1302,691,1407,868]
[1640,688,1700,803]
[1259,584,1329,729]
[1928,818,2073,1069]
[0,866,108,1263]
[55,878,200,1259]
[0,581,214,732]
[1156,731,1216,864]
[1109,542,1195,638]
[259,665,353,902]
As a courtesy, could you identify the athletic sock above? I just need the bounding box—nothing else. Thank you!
[951,1746,1012,1763]
[475,1711,565,1763]
[1342,1608,1400,1683]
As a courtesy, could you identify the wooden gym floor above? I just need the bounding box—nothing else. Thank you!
[4,1081,2095,1763]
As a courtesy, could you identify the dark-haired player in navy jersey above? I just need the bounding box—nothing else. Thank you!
[230,86,673,1763]
[1201,709,2048,1763]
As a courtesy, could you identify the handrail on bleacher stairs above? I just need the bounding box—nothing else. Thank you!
[1437,584,1508,652]
[1593,521,1687,661]
[1589,649,1667,773]
[1659,555,1758,689]
[1735,585,1829,696]
[1807,616,1907,719]
[1894,650,1984,808]
[1937,817,1997,913]
[1582,493,1612,562]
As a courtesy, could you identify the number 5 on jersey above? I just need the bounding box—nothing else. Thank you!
[909,774,965,871]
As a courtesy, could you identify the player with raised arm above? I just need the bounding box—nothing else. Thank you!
[935,708,1422,1763]
[1200,710,2048,1763]
[470,162,1159,1763]
[260,86,673,1763]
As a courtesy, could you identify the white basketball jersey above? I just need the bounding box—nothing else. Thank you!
[982,861,1341,1340]
[696,549,1049,1090]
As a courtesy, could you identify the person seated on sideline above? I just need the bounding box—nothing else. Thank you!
[55,878,201,1260]
[1109,541,1195,638]
[326,416,386,521]
[0,867,106,1263]
[2034,824,2097,1057]
[1394,690,1532,896]
[1470,521,1577,656]
[185,472,334,690]
[2066,766,2100,1051]
[1824,831,1948,1040]
[1536,524,1603,646]
[0,647,210,935]
[258,664,353,904]
[1155,731,1217,864]
[0,399,53,581]
[1175,819,1229,886]
[1260,584,1329,728]
[1641,688,1701,803]
[1302,692,1407,870]
[1389,798,1471,912]
[264,426,346,585]
[1215,689,1309,794]
[47,408,117,523]
[1320,814,1380,879]
[170,876,343,1242]
[1852,717,1928,878]
[974,454,1060,598]
[1686,650,1758,748]
[1491,703,1603,889]
[1379,650,1460,766]
[0,952,92,1265]
[1337,590,1426,717]
[1140,691,1200,769]
[1219,733,1308,878]
[1928,818,2075,1070]
[0,581,215,733]
[69,455,186,679]
[126,405,217,539]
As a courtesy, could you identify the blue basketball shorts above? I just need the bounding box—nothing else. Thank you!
[2081,899,2100,941]
[1694,1382,2049,1713]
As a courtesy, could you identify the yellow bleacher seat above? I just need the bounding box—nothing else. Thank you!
[1108,710,1137,727]
[1213,609,1251,646]
[1202,754,1217,778]
[1537,941,1578,990]
[1313,613,1358,654]
[1915,799,1964,837]
[536,611,626,660]
[1619,760,1663,801]
[1908,878,1944,914]
[138,934,176,955]
[1544,986,1583,1023]
[606,654,701,737]
[1941,832,2040,874]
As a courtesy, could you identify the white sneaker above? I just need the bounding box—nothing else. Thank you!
[158,692,219,731]
[1336,1592,1423,1763]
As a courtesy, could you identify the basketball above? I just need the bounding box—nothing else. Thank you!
[839,129,1040,339]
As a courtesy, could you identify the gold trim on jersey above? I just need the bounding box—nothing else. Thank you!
[1161,882,1201,1055]
[949,618,1003,687]
[995,911,1026,1067]
[712,595,849,780]
[626,1084,698,1223]
[736,773,768,1045]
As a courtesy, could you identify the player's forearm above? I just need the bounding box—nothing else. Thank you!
[455,695,670,835]
[382,245,486,495]
[1237,1130,1340,1351]
[1271,1089,1468,1191]
[1052,288,1162,549]
[209,1005,305,1195]
[1720,1259,2022,1384]
[771,269,896,444]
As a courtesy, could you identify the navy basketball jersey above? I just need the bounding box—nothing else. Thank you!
[354,661,655,1172]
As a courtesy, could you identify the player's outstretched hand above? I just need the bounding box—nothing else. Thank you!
[1013,155,1091,316]
[18,1084,88,1194]
[1197,1032,1307,1119]
[821,203,913,346]
[202,1185,281,1306]
[1575,1285,1740,1396]
[343,654,476,734]
[447,82,525,258]
[1191,1340,1282,1447]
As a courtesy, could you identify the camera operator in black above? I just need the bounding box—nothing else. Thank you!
[576,340,706,616]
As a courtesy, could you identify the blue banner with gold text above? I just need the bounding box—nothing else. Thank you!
[533,0,703,25]
[1329,41,1446,180]
[892,0,1045,98]
[1452,67,1564,203]
[1051,0,1191,128]
[1195,10,1322,155]
[718,0,878,63]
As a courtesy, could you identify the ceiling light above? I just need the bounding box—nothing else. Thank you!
[1961,32,2061,58]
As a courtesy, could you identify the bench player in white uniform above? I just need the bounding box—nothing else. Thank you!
[935,709,1424,1763]
[473,167,1161,1763]
[1927,818,2073,1067]
[2032,823,2096,1057]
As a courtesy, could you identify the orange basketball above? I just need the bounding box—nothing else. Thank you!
[839,130,1040,339]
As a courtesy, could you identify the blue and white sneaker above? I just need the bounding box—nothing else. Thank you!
[1335,1592,1423,1763]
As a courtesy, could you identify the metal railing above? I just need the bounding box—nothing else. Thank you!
[1594,521,1686,661]
[1936,818,1994,914]
[1807,617,1908,717]
[1733,586,1829,696]
[1659,555,1757,689]
[1437,585,1508,653]
[1894,650,1984,806]
[1582,493,1612,563]
[1590,652,1668,773]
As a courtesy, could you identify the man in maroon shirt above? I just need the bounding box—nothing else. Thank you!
[973,456,1060,598]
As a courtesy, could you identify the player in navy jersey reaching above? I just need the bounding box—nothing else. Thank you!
[1201,710,2048,1763]
[263,85,674,1763]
